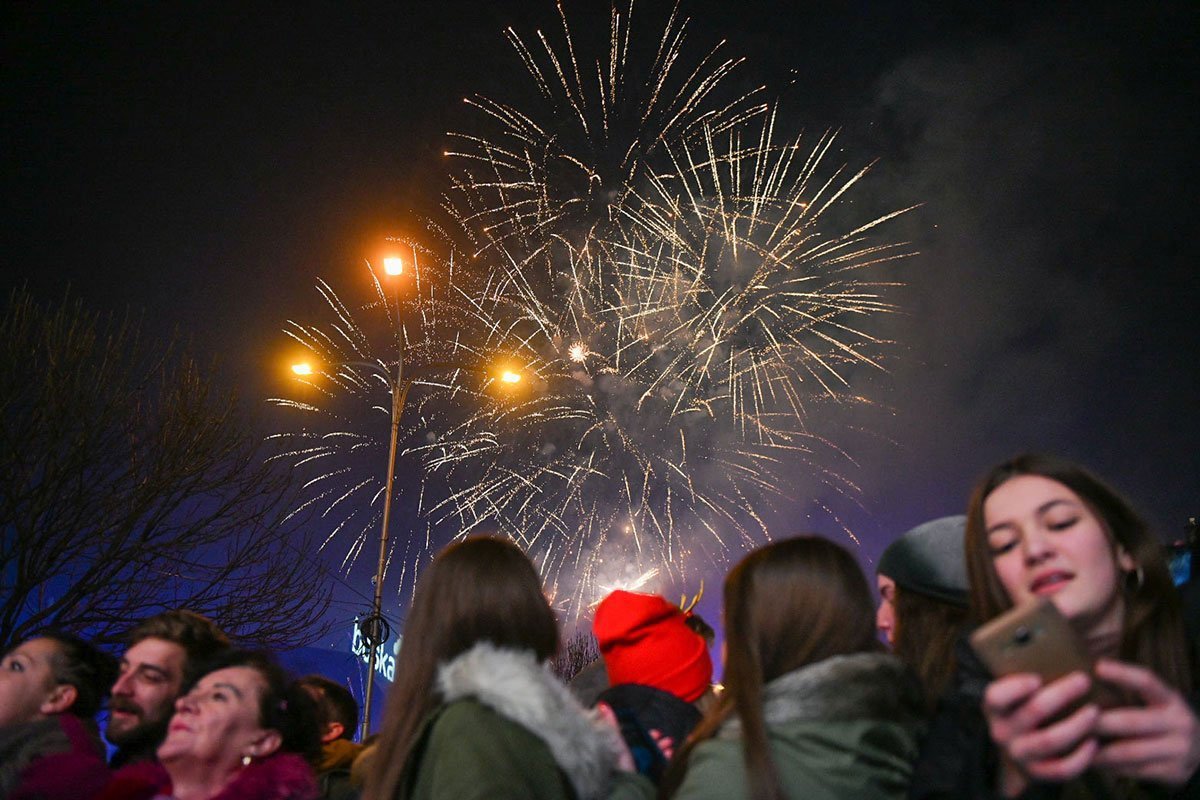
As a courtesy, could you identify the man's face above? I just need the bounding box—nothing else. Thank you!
[107,637,187,748]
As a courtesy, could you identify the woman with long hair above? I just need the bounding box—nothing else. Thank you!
[362,536,632,800]
[659,535,924,800]
[911,454,1200,799]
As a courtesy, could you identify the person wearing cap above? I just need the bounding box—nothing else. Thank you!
[593,590,714,783]
[876,515,970,712]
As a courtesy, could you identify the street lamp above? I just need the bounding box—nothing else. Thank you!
[361,249,408,741]
[290,247,525,739]
[291,352,401,739]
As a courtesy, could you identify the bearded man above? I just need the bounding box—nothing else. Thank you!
[106,610,229,767]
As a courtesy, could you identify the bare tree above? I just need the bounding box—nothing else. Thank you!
[0,289,333,650]
[551,629,601,683]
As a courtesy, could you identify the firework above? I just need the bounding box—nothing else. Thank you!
[271,1,915,615]
[266,249,504,593]
[444,0,765,259]
[428,103,916,611]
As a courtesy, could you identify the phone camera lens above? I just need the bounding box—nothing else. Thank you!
[1014,626,1032,645]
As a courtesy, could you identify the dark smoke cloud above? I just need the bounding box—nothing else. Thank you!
[835,3,1198,560]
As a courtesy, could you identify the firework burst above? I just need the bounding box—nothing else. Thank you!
[427,101,916,610]
[266,248,509,595]
[271,1,916,615]
[445,0,765,259]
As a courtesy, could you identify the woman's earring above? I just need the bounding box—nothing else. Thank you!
[241,754,253,767]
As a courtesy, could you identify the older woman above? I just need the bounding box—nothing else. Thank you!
[97,649,320,800]
[0,631,117,800]
[911,454,1200,799]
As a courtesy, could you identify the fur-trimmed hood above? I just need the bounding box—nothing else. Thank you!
[719,652,924,738]
[437,642,626,800]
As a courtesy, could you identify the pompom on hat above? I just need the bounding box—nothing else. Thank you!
[593,590,713,703]
[878,514,969,607]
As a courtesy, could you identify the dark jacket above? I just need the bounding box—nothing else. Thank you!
[0,714,110,800]
[670,652,924,800]
[910,635,1200,800]
[316,738,363,800]
[394,642,642,800]
[96,751,317,800]
[595,683,701,782]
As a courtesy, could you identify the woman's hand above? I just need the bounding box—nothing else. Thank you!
[595,702,677,773]
[648,728,675,761]
[595,703,637,772]
[1091,658,1200,786]
[982,671,1100,797]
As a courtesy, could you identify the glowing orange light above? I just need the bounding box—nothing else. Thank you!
[500,370,522,384]
[291,362,314,376]
[383,257,403,276]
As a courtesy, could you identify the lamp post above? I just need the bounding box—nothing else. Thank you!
[360,250,408,740]
[295,353,405,740]
[291,247,524,739]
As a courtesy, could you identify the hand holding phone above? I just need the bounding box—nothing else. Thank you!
[971,599,1116,793]
[970,598,1124,711]
[970,599,1092,685]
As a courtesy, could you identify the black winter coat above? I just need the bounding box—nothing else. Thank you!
[909,636,1200,800]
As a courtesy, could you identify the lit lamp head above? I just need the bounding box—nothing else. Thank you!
[291,362,314,376]
[383,256,404,276]
[500,370,522,384]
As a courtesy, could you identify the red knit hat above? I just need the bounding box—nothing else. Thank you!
[593,590,713,703]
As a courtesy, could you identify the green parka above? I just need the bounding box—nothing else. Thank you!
[671,652,925,800]
[394,642,650,800]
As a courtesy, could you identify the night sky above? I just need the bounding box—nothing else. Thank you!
[5,1,1198,642]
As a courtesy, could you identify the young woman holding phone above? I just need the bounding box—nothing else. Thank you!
[912,454,1199,799]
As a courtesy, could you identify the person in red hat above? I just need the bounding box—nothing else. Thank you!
[593,590,715,783]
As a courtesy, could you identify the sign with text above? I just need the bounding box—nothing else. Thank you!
[350,621,402,683]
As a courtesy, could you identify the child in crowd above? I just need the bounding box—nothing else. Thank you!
[593,590,714,781]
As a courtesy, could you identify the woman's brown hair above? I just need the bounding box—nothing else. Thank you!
[362,536,560,800]
[965,453,1192,693]
[661,535,879,800]
[891,588,968,713]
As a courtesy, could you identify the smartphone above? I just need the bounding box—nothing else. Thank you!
[970,598,1123,710]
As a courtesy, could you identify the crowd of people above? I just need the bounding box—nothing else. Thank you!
[1,453,1197,800]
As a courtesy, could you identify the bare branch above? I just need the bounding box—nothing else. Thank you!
[0,289,334,649]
